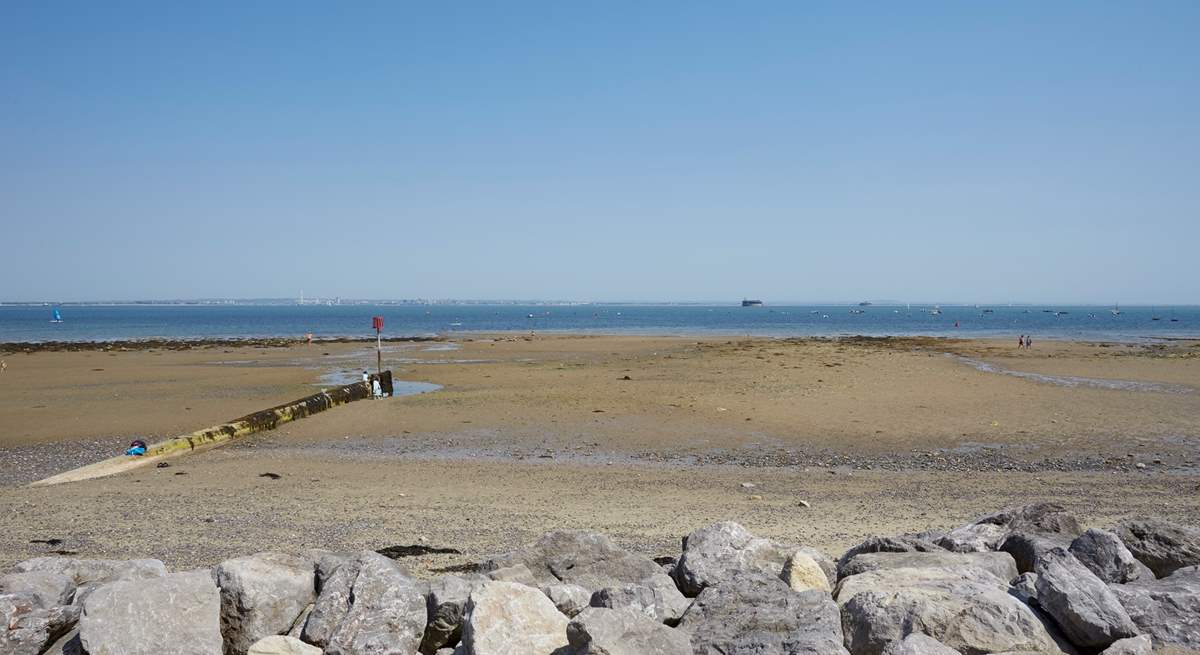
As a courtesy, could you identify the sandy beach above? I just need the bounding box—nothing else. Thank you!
[2,334,1198,571]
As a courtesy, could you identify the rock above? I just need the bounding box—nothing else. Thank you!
[938,503,1082,554]
[462,581,569,655]
[781,551,832,593]
[421,575,485,655]
[836,565,1066,655]
[302,551,427,655]
[672,521,804,596]
[13,557,168,586]
[42,628,84,655]
[484,531,662,591]
[485,563,540,587]
[677,571,848,655]
[543,583,592,618]
[839,550,1018,584]
[287,604,312,638]
[1010,572,1039,605]
[1099,634,1152,655]
[214,552,317,655]
[566,607,691,654]
[1070,529,1153,584]
[589,573,690,625]
[246,635,323,655]
[0,571,75,607]
[1117,518,1200,578]
[1034,547,1138,648]
[1,593,78,655]
[79,570,222,655]
[879,633,961,655]
[1108,565,1200,650]
[306,550,352,593]
[937,522,1010,553]
[1001,532,1075,574]
[837,536,944,577]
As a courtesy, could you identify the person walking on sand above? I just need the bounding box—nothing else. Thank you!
[1,360,6,373]
[1026,335,1033,349]
[1018,335,1025,349]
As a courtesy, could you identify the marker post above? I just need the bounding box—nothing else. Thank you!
[372,316,384,375]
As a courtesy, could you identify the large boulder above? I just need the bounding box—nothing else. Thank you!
[879,633,961,655]
[566,607,691,654]
[588,573,690,625]
[421,574,485,654]
[1117,519,1200,578]
[938,503,1081,555]
[673,521,818,597]
[1,593,78,655]
[783,551,833,593]
[836,565,1067,655]
[543,583,592,618]
[78,570,222,655]
[0,571,75,608]
[837,536,944,577]
[1001,532,1076,574]
[13,557,167,586]
[462,580,569,655]
[247,635,323,655]
[301,551,427,655]
[1033,548,1138,649]
[1098,634,1152,655]
[484,531,662,592]
[214,552,316,655]
[839,550,1018,584]
[1069,529,1153,584]
[677,571,848,655]
[1108,565,1200,650]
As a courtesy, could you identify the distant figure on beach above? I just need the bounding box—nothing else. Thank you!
[125,440,147,457]
[1018,335,1025,349]
[372,377,383,399]
[306,332,313,345]
[1,360,6,373]
[362,370,369,386]
[1026,335,1033,349]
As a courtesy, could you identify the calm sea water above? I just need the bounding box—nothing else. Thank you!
[1,304,1197,343]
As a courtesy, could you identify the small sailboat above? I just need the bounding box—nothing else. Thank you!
[50,308,63,323]
[1110,303,1121,316]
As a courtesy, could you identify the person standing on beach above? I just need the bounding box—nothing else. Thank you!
[1026,335,1033,349]
[1,360,6,373]
[1018,335,1025,349]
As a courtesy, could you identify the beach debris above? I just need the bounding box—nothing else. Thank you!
[156,462,170,468]
[376,544,461,559]
[740,482,756,489]
[29,538,65,547]
[748,494,763,501]
[798,500,811,508]
[618,375,632,380]
[259,472,282,480]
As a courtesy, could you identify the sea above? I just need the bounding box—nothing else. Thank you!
[1,304,1197,343]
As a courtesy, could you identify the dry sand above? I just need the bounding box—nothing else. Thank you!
[1,334,1198,571]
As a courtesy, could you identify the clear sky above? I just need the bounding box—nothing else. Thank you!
[2,2,1197,304]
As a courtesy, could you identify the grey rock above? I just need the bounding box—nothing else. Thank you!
[214,552,317,655]
[840,550,1018,583]
[543,583,593,618]
[1034,547,1138,649]
[485,562,540,587]
[589,573,690,625]
[938,522,1011,553]
[1070,529,1153,584]
[462,580,570,654]
[41,628,84,655]
[306,549,351,593]
[287,604,312,638]
[1098,634,1152,655]
[0,571,75,608]
[13,556,167,586]
[1,593,78,655]
[672,521,802,597]
[484,531,662,591]
[246,635,323,655]
[1010,572,1039,605]
[1001,532,1075,574]
[836,565,1067,655]
[1117,518,1200,578]
[837,536,944,577]
[421,574,485,655]
[566,607,691,654]
[677,571,848,655]
[78,569,222,655]
[1108,565,1200,650]
[879,633,961,655]
[302,551,427,655]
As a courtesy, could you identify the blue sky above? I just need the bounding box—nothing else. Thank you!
[2,2,1197,303]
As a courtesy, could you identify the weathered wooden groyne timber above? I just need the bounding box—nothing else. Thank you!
[31,371,395,486]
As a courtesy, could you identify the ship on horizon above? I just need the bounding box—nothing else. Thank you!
[741,299,764,307]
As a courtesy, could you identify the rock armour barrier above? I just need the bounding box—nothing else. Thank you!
[3,503,1198,654]
[30,373,393,487]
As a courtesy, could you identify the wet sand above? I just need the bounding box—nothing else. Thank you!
[1,334,1198,570]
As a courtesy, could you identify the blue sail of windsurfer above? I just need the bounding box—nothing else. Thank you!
[51,308,63,323]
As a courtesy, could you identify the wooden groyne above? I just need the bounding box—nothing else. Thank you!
[31,371,395,486]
